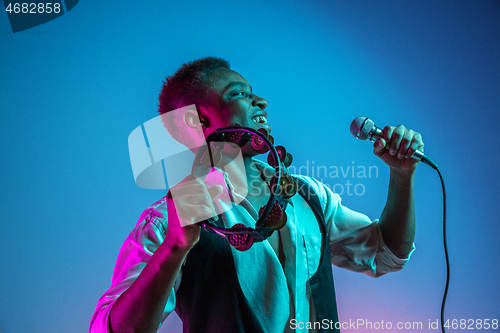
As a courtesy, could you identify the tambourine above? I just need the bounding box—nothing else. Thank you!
[192,125,296,251]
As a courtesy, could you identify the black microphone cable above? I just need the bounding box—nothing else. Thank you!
[410,142,448,333]
[350,117,450,333]
[415,152,449,333]
[436,167,449,333]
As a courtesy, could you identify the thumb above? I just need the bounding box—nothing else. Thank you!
[373,138,386,157]
[207,184,224,201]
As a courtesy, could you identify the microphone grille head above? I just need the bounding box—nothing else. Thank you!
[350,116,374,140]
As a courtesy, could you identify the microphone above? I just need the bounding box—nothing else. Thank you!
[350,116,438,169]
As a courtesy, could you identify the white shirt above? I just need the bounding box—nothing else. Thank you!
[89,161,414,333]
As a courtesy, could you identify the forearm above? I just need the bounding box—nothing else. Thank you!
[379,168,416,259]
[109,241,190,333]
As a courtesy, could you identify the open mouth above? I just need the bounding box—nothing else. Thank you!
[251,115,267,124]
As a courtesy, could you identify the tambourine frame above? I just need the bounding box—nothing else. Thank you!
[193,126,290,244]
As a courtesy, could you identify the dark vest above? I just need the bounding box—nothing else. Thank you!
[174,177,340,333]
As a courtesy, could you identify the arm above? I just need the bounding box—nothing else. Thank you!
[374,125,423,259]
[295,175,410,277]
[379,168,415,259]
[109,231,193,333]
[108,176,222,333]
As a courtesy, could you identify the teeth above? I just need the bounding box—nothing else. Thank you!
[252,116,267,124]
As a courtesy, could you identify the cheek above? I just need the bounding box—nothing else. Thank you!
[227,101,250,118]
[207,101,250,128]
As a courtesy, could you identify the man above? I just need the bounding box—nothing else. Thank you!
[90,57,422,333]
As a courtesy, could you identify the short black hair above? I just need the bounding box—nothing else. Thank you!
[158,57,230,148]
[159,57,230,115]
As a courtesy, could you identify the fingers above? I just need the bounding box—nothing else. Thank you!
[169,176,221,226]
[170,176,208,196]
[383,125,423,160]
[373,138,387,157]
[207,184,224,201]
[406,133,424,159]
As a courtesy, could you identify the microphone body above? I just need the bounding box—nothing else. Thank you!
[350,117,438,169]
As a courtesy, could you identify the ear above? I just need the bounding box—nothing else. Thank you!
[183,111,204,129]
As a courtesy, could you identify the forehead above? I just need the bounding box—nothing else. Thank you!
[206,68,251,93]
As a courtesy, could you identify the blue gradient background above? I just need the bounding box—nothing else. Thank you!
[1,1,499,332]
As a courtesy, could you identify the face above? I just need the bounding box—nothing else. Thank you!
[198,68,270,136]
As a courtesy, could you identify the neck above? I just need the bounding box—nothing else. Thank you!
[219,147,265,195]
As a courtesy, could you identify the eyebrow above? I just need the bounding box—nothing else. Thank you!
[222,81,253,94]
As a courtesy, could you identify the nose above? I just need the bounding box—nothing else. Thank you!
[252,94,268,110]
